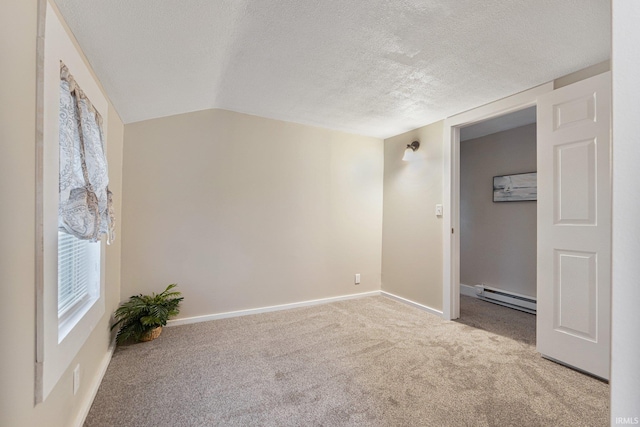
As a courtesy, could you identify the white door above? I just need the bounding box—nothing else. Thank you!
[537,72,611,380]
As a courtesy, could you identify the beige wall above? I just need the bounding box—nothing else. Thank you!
[460,124,537,297]
[381,121,444,311]
[0,2,124,426]
[611,1,640,420]
[122,109,383,318]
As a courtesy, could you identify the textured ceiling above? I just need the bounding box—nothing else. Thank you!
[54,0,611,138]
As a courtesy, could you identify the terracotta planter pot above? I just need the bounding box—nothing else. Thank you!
[139,326,162,342]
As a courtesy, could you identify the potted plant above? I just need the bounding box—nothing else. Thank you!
[111,284,184,344]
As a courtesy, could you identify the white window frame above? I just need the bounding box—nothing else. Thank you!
[35,2,108,403]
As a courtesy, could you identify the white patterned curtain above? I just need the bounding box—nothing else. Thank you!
[58,62,115,244]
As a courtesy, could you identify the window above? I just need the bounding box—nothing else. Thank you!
[56,61,114,341]
[57,231,101,340]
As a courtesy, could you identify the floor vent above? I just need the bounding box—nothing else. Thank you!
[474,284,536,314]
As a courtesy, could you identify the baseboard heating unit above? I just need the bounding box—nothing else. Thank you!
[474,284,536,314]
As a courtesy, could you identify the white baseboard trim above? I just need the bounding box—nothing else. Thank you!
[74,340,115,427]
[380,291,443,317]
[460,283,478,298]
[167,290,382,327]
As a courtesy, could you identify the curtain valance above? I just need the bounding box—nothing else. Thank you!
[58,62,115,243]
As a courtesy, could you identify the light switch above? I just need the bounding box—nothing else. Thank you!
[355,274,361,284]
[435,204,443,216]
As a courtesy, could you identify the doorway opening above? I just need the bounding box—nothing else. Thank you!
[456,107,537,338]
[441,82,553,321]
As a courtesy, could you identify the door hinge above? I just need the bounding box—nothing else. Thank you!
[452,228,454,234]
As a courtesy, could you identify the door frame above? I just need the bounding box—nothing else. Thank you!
[441,82,554,321]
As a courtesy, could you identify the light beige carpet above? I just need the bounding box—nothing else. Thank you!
[85,295,608,426]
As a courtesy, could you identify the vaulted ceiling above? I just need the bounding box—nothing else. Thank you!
[54,0,611,138]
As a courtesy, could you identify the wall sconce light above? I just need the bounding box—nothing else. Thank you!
[402,140,420,161]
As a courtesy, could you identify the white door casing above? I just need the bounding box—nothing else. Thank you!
[442,82,553,320]
[536,72,611,380]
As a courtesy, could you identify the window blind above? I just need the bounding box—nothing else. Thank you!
[57,231,93,318]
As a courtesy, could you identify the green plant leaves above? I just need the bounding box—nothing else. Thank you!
[111,284,184,344]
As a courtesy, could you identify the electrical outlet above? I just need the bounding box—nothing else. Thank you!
[355,274,361,284]
[73,364,80,395]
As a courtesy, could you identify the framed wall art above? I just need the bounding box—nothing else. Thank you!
[493,172,537,202]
